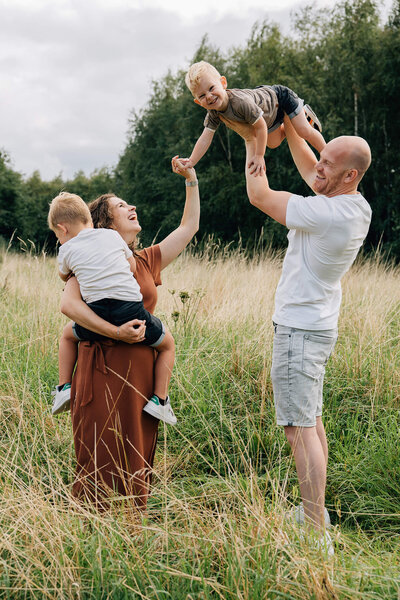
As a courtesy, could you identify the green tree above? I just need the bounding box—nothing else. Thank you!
[65,167,116,204]
[17,171,64,251]
[0,151,23,244]
[376,0,400,255]
[6,0,400,259]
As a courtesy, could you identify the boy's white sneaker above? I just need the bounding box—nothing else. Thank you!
[304,104,323,133]
[51,384,71,415]
[143,395,177,425]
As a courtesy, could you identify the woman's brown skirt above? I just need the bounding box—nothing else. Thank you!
[71,340,159,508]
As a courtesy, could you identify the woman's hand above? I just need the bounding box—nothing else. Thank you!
[158,155,200,270]
[117,319,146,344]
[171,155,197,182]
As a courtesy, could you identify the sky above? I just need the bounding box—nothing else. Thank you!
[0,0,392,180]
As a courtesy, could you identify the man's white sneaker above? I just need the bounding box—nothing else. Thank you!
[143,395,177,425]
[288,503,332,528]
[315,530,335,557]
[299,528,335,558]
[51,384,71,415]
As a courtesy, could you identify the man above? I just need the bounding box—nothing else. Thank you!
[224,114,372,554]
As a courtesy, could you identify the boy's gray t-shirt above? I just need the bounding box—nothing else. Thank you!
[204,86,278,131]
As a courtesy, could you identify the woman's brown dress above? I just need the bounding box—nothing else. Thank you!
[71,245,161,508]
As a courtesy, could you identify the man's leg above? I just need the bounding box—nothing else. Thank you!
[284,424,326,529]
[316,416,328,466]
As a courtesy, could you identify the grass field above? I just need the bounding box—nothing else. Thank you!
[0,243,399,599]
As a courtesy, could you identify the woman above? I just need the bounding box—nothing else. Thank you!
[60,157,199,508]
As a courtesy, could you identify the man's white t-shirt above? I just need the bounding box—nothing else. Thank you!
[58,228,142,304]
[272,193,372,330]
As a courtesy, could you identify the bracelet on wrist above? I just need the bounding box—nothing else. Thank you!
[185,179,198,187]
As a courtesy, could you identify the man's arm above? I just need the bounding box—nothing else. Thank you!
[245,140,291,226]
[283,114,318,191]
[186,128,214,167]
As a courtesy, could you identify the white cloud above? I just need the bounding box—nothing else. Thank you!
[0,0,393,180]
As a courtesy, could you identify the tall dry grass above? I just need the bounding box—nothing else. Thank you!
[0,244,399,599]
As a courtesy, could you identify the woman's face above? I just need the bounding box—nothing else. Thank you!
[108,197,141,244]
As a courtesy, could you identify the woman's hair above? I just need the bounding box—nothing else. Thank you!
[88,193,115,229]
[185,61,221,96]
[89,193,139,252]
[48,192,92,231]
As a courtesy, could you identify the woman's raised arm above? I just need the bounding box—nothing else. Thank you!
[158,156,200,270]
[60,276,146,344]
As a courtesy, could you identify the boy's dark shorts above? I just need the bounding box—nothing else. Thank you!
[72,298,165,347]
[269,85,304,132]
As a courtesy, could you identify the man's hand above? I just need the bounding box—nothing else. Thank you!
[117,319,146,344]
[248,154,266,177]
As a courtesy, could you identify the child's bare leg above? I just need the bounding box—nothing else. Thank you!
[59,322,78,385]
[267,124,286,148]
[290,111,325,153]
[153,330,175,399]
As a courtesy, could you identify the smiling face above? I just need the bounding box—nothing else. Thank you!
[108,197,141,245]
[313,139,355,197]
[193,72,229,112]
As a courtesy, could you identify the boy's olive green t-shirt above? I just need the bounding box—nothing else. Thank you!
[204,86,279,131]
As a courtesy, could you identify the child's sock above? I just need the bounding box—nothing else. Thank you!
[154,394,166,406]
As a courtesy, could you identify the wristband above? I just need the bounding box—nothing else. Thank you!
[185,180,198,187]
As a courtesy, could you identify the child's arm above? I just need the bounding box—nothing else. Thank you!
[248,117,268,177]
[127,255,136,273]
[185,128,215,168]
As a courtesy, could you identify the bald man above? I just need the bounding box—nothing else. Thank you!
[222,115,372,554]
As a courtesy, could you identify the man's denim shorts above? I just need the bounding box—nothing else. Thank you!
[271,323,337,427]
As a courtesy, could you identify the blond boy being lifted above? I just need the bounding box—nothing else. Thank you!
[182,61,325,176]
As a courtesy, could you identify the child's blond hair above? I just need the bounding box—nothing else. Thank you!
[48,192,92,232]
[185,61,221,96]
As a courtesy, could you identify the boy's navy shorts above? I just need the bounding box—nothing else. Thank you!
[269,85,304,132]
[72,298,166,347]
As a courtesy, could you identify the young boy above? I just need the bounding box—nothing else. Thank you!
[48,192,177,425]
[183,61,325,176]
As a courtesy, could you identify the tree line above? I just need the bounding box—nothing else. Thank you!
[1,0,399,258]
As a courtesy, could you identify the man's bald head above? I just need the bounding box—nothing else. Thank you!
[328,136,371,182]
[313,135,372,196]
